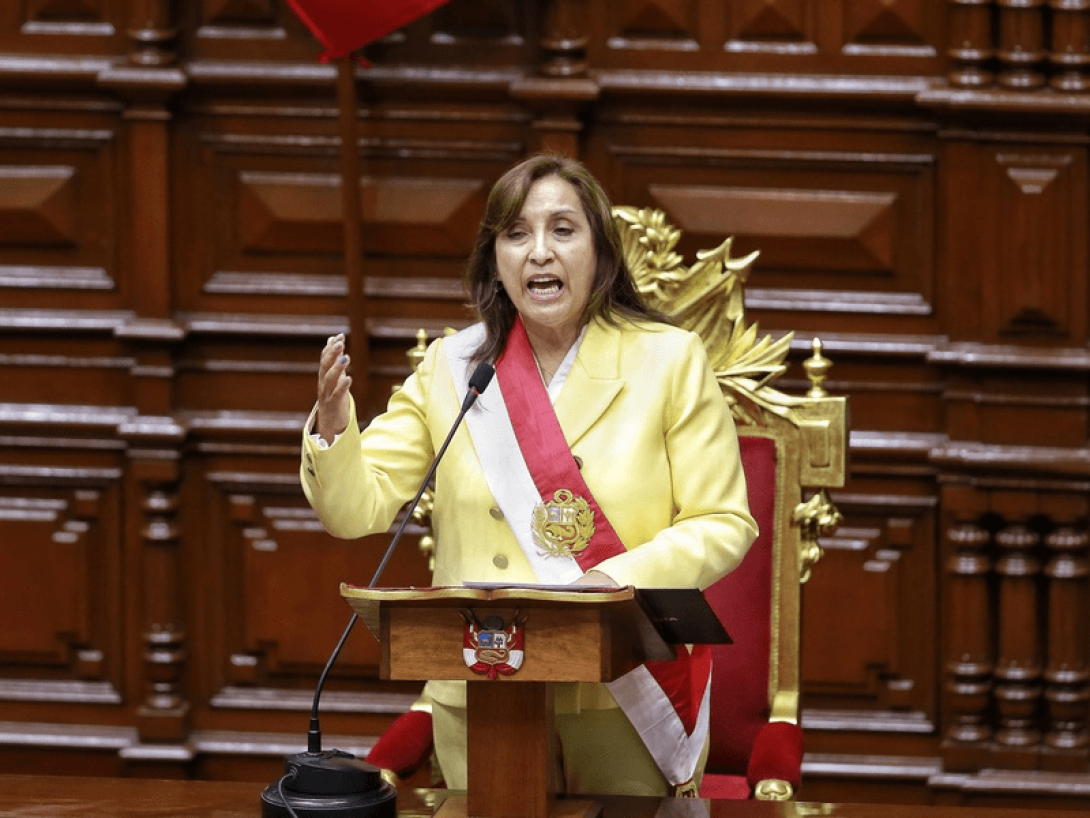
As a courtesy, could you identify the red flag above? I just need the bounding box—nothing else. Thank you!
[287,0,451,61]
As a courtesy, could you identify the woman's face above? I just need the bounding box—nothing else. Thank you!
[494,174,596,345]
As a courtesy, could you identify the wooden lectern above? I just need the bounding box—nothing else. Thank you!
[341,584,717,818]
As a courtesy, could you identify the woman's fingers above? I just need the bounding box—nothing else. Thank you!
[318,334,344,382]
[316,333,351,442]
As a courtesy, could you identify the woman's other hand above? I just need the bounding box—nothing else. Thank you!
[571,569,620,588]
[316,333,351,444]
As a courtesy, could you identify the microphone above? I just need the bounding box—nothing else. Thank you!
[261,361,495,818]
[462,359,495,411]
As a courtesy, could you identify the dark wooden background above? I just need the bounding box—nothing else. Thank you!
[0,0,1088,810]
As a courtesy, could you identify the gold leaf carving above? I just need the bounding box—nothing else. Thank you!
[613,205,816,426]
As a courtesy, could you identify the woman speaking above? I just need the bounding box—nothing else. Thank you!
[301,153,757,797]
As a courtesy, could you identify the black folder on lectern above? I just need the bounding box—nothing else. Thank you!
[461,583,732,646]
[634,587,732,645]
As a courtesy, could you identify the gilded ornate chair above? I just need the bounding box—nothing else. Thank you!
[366,207,848,801]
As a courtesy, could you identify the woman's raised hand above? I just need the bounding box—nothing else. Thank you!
[316,333,351,444]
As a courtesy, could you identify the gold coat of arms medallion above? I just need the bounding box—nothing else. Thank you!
[531,488,595,558]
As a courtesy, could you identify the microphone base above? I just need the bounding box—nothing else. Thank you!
[260,750,397,818]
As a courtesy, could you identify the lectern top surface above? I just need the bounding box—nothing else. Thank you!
[341,582,634,604]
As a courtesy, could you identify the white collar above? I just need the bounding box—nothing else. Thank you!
[541,324,587,404]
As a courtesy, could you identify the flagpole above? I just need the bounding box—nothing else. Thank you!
[336,54,368,398]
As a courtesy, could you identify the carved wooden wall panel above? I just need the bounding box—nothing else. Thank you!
[183,459,432,749]
[0,117,119,307]
[588,114,939,340]
[361,1,532,68]
[942,143,1088,344]
[0,0,1089,810]
[0,1,125,55]
[593,0,944,74]
[0,482,122,692]
[200,479,384,679]
[802,496,938,727]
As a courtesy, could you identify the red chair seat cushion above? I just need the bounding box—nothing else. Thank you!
[698,772,752,800]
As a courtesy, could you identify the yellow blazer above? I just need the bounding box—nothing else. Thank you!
[300,317,757,707]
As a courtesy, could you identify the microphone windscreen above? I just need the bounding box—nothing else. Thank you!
[469,361,495,395]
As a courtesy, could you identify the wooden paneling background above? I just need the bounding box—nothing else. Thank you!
[0,0,1088,809]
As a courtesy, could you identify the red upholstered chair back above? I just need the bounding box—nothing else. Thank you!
[704,434,777,776]
[697,398,844,800]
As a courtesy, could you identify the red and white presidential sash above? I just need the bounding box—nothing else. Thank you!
[444,318,711,789]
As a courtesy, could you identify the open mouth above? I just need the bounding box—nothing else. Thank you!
[527,276,563,297]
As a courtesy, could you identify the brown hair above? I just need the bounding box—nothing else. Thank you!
[464,153,662,364]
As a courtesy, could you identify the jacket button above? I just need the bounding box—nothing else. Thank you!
[492,555,509,569]
[489,507,504,520]
[307,467,316,476]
